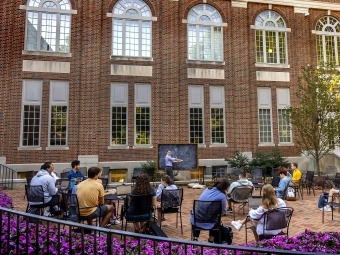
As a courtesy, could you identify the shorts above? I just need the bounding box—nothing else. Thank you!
[81,205,108,220]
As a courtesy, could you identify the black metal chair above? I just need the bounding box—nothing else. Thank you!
[102,167,110,178]
[302,171,315,196]
[99,177,109,190]
[251,168,264,184]
[121,194,153,231]
[25,171,36,185]
[229,185,254,220]
[60,171,70,179]
[191,200,222,241]
[79,167,88,177]
[322,193,340,223]
[158,188,183,234]
[25,185,48,216]
[131,168,144,186]
[230,168,241,181]
[245,207,294,243]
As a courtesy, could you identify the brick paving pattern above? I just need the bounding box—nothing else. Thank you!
[4,186,339,245]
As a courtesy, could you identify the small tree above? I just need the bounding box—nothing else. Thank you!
[286,63,340,175]
[225,151,250,170]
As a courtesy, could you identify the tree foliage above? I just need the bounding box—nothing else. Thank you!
[286,62,340,175]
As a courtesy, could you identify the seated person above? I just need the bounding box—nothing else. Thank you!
[275,167,292,199]
[30,162,62,216]
[290,162,302,186]
[226,171,253,213]
[190,178,230,243]
[76,166,114,227]
[125,174,157,233]
[156,175,178,225]
[231,184,286,242]
[68,160,87,183]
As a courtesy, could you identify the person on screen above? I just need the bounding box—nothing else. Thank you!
[165,150,183,182]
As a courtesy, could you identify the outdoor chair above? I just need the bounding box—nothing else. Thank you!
[102,167,110,178]
[158,188,183,234]
[121,194,154,231]
[57,178,70,193]
[190,200,222,241]
[25,171,36,185]
[289,178,303,200]
[79,167,88,177]
[229,185,254,220]
[60,171,70,179]
[230,168,241,181]
[302,171,315,196]
[25,185,49,216]
[214,167,227,181]
[99,177,109,190]
[131,168,144,186]
[251,168,264,184]
[322,193,340,223]
[245,207,294,243]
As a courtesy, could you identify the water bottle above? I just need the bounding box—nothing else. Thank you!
[70,177,75,190]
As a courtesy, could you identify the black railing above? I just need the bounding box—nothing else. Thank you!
[0,164,15,190]
[0,207,329,255]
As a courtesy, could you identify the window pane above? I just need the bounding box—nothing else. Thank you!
[259,109,272,143]
[189,108,203,144]
[325,35,336,65]
[265,31,277,63]
[211,108,224,144]
[26,12,39,51]
[199,26,211,60]
[22,105,40,146]
[40,13,57,52]
[59,15,71,53]
[278,109,291,143]
[214,27,222,61]
[278,32,286,64]
[112,107,127,145]
[188,25,197,60]
[50,106,67,146]
[256,30,264,62]
[135,107,150,145]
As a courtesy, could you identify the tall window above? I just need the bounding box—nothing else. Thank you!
[315,16,340,65]
[210,86,225,144]
[135,84,151,145]
[189,86,204,144]
[111,83,128,146]
[258,88,273,144]
[25,0,72,53]
[112,0,152,57]
[277,88,291,143]
[21,80,43,147]
[254,10,288,64]
[187,4,223,61]
[49,81,69,146]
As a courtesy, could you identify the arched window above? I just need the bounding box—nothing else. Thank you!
[25,0,72,53]
[254,10,288,64]
[187,4,223,61]
[112,0,152,57]
[315,16,340,65]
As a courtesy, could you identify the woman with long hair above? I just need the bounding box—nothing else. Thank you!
[231,184,286,242]
[127,174,156,232]
[190,178,230,243]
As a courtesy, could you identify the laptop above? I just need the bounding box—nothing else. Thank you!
[116,184,132,197]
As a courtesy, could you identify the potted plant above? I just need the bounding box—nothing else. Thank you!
[141,160,156,182]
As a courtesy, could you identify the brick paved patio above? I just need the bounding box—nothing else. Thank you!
[4,186,339,245]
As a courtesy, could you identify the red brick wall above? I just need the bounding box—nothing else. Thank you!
[1,0,338,165]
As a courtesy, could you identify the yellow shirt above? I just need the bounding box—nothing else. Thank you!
[76,178,104,216]
[292,169,302,184]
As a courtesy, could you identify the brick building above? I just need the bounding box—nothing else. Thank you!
[1,0,340,180]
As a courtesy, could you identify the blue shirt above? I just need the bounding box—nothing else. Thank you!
[276,173,292,199]
[67,170,86,181]
[165,154,176,167]
[190,187,226,229]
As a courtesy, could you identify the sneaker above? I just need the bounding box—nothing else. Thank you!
[43,210,50,217]
[110,218,120,225]
[231,220,243,231]
[320,206,332,211]
[226,208,233,213]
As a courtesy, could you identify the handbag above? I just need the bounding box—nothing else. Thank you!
[286,187,296,201]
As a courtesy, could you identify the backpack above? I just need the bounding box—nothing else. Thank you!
[318,192,329,209]
[214,224,233,244]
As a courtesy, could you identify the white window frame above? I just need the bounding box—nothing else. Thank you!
[134,84,152,147]
[111,0,153,58]
[110,83,128,149]
[20,80,43,149]
[187,4,225,62]
[252,10,290,66]
[313,16,340,65]
[188,85,205,145]
[276,88,292,145]
[48,81,69,148]
[209,86,225,146]
[24,0,73,53]
[258,87,274,145]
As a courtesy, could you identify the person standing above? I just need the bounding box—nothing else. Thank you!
[165,150,183,182]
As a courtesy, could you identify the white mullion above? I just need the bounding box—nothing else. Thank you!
[196,25,199,60]
[37,12,42,51]
[263,30,267,63]
[276,31,280,64]
[334,36,338,62]
[284,32,288,64]
[56,14,60,52]
[323,35,327,63]
[122,19,126,56]
[211,26,214,61]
